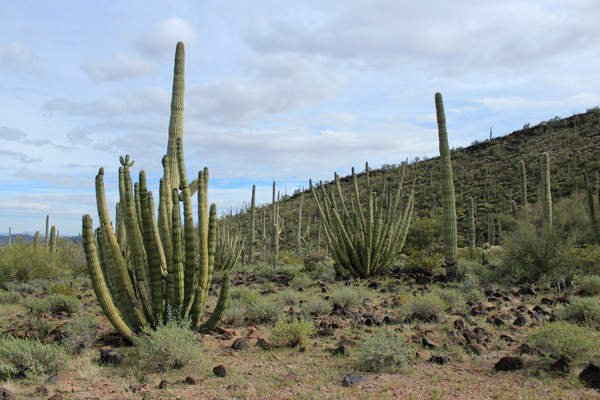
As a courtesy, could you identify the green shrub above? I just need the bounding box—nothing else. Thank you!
[2,279,48,294]
[279,289,300,305]
[329,287,361,309]
[309,262,336,283]
[256,265,278,282]
[300,299,332,317]
[357,329,413,372]
[0,337,67,379]
[527,321,600,367]
[222,300,246,326]
[0,289,22,304]
[229,286,260,305]
[302,251,331,273]
[403,216,442,253]
[555,297,600,324]
[0,363,19,380]
[405,292,445,321]
[278,264,301,280]
[134,321,202,371]
[0,245,63,285]
[246,298,284,325]
[432,288,465,311]
[23,294,81,316]
[557,246,600,276]
[269,318,315,348]
[402,250,442,273]
[48,283,78,297]
[578,276,600,296]
[62,316,98,354]
[289,273,313,290]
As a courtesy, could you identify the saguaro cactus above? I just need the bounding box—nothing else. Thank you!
[435,92,458,279]
[467,196,475,250]
[540,152,552,227]
[519,160,527,209]
[82,42,229,340]
[248,185,256,264]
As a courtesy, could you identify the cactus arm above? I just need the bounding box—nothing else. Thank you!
[198,272,229,333]
[541,152,553,227]
[166,42,185,191]
[468,196,476,250]
[82,215,135,342]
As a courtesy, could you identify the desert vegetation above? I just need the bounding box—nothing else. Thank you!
[2,41,600,399]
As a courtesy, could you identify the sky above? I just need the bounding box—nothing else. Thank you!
[1,0,600,236]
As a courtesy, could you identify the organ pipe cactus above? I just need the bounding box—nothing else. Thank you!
[585,172,600,243]
[310,163,414,277]
[435,92,458,279]
[82,42,229,341]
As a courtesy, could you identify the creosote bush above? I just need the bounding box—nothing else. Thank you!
[357,329,413,372]
[404,292,445,321]
[329,287,362,309]
[134,321,202,371]
[300,299,332,317]
[245,298,284,325]
[555,297,600,325]
[269,317,315,348]
[0,245,63,285]
[222,300,246,326]
[62,316,98,354]
[0,337,67,379]
[279,288,300,305]
[22,293,81,316]
[527,321,600,368]
[229,286,260,305]
[578,275,600,296]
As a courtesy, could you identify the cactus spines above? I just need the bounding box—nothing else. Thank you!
[519,160,527,209]
[541,152,552,227]
[34,231,41,248]
[49,225,57,252]
[435,92,458,279]
[467,196,475,250]
[248,185,256,264]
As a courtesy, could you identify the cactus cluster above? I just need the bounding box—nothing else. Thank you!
[82,42,228,341]
[310,163,414,277]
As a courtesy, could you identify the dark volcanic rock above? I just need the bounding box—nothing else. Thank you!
[0,388,16,400]
[213,364,230,377]
[495,356,523,371]
[230,338,249,351]
[100,348,122,364]
[342,373,369,387]
[428,355,450,365]
[579,363,600,390]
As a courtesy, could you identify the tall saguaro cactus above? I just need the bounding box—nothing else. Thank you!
[248,185,256,264]
[519,160,527,209]
[435,92,458,279]
[467,196,475,251]
[166,42,185,193]
[540,152,552,227]
[82,42,229,341]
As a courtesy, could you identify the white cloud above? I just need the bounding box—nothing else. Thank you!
[82,53,157,82]
[134,17,198,60]
[0,42,39,72]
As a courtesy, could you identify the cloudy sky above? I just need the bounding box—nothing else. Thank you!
[1,0,599,236]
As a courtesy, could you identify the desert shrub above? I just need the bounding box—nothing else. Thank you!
[432,288,465,311]
[289,273,313,290]
[3,279,48,294]
[0,245,63,285]
[23,294,81,316]
[269,318,315,348]
[463,288,485,304]
[402,250,443,273]
[258,281,278,293]
[256,265,278,282]
[229,286,260,305]
[0,363,19,380]
[527,321,600,367]
[134,321,202,370]
[578,276,600,296]
[300,299,332,317]
[279,289,300,305]
[62,316,98,354]
[0,289,22,304]
[245,298,284,325]
[302,251,331,273]
[309,262,337,283]
[555,297,600,324]
[329,287,362,309]
[0,337,67,379]
[556,245,600,276]
[403,216,442,253]
[48,283,78,297]
[357,329,413,372]
[222,300,246,326]
[404,292,445,321]
[278,264,301,280]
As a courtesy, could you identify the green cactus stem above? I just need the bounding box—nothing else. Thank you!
[519,160,527,209]
[248,185,256,265]
[467,197,475,251]
[541,152,552,227]
[435,92,458,279]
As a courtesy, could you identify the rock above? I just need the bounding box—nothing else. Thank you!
[100,348,122,365]
[382,315,396,324]
[213,364,229,377]
[518,287,536,296]
[47,373,70,383]
[421,337,440,349]
[184,376,202,385]
[579,363,600,390]
[48,394,63,400]
[513,314,529,326]
[447,329,466,345]
[0,388,16,400]
[227,385,241,390]
[495,356,523,371]
[550,356,570,373]
[453,319,466,331]
[463,329,482,344]
[500,334,516,343]
[256,338,273,350]
[230,338,249,351]
[35,385,50,396]
[282,371,298,382]
[337,338,359,347]
[466,343,486,355]
[329,344,349,357]
[428,355,450,365]
[158,380,169,389]
[416,350,432,360]
[342,373,368,387]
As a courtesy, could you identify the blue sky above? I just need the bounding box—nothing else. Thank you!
[1,0,599,236]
